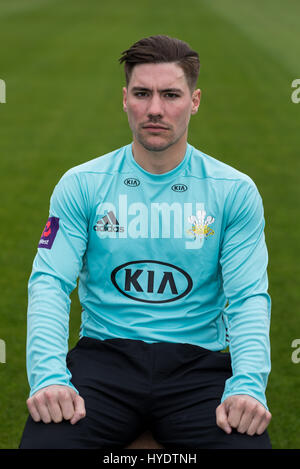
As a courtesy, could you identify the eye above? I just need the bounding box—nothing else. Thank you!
[164,93,180,99]
[134,91,149,98]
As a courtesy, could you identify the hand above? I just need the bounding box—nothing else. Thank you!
[216,394,272,436]
[26,384,86,425]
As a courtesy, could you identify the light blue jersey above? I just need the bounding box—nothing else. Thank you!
[27,143,271,409]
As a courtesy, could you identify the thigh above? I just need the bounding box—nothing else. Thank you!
[153,396,271,449]
[19,338,147,449]
[151,347,272,449]
[19,414,93,449]
[19,398,142,449]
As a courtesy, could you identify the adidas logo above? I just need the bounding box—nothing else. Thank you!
[93,211,125,233]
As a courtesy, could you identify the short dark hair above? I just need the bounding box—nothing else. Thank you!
[119,35,200,92]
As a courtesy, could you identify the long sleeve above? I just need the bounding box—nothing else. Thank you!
[220,180,271,409]
[26,172,89,397]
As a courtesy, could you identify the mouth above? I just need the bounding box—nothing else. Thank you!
[142,125,169,132]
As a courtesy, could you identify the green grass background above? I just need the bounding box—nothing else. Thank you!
[0,0,299,449]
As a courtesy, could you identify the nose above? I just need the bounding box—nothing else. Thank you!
[147,94,164,120]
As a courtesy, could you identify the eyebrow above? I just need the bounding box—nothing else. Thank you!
[131,86,183,94]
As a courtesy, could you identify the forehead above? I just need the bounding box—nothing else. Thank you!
[128,62,189,90]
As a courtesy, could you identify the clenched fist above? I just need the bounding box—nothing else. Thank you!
[26,385,86,425]
[216,394,271,436]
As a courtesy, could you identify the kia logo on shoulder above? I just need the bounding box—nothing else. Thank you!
[124,178,140,187]
[171,184,187,192]
[111,260,193,303]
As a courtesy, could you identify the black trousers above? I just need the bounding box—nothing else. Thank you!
[19,337,272,449]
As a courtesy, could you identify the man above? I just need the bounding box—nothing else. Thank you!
[19,35,272,449]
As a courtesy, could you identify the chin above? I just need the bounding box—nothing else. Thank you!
[139,137,174,153]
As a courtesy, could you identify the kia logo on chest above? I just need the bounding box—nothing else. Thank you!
[111,260,193,303]
[124,178,140,187]
[171,184,188,192]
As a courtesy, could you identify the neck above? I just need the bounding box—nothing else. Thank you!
[132,135,188,174]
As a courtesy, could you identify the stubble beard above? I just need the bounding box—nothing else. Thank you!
[135,127,185,153]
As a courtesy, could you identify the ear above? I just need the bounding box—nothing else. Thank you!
[191,88,201,115]
[123,87,128,112]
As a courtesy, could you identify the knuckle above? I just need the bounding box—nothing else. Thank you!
[77,410,86,419]
[235,399,245,411]
[228,416,236,427]
[215,412,224,426]
[265,412,272,423]
[240,397,248,407]
[33,394,43,405]
[44,390,54,401]
[249,401,258,411]
[249,403,259,415]
[26,397,33,407]
[58,389,70,401]
[216,415,222,425]
[257,407,267,418]
[245,402,255,414]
